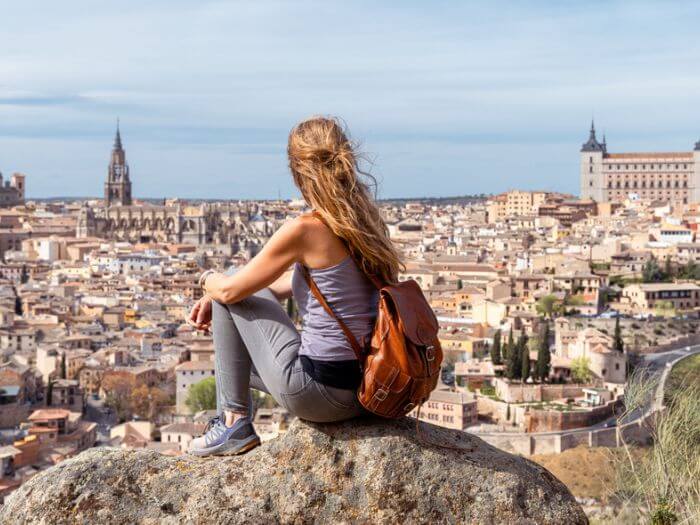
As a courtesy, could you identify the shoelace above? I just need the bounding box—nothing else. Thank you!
[204,415,221,434]
[204,419,228,445]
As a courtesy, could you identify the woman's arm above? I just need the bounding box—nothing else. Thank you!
[268,270,294,301]
[203,219,305,304]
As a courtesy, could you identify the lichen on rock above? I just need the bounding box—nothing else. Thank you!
[2,416,587,524]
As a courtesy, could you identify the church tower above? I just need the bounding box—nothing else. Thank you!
[104,121,132,206]
[579,120,606,201]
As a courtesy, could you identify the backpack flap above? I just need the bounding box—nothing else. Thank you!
[381,280,439,347]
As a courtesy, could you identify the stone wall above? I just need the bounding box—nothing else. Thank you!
[476,411,654,456]
[494,378,585,403]
[523,399,620,433]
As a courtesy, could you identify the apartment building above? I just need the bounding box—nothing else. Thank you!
[623,282,700,313]
[410,388,478,431]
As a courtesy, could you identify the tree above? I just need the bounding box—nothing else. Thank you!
[13,286,22,316]
[102,371,137,422]
[503,328,515,363]
[642,255,664,283]
[490,330,502,365]
[535,324,551,381]
[536,324,552,381]
[536,295,560,319]
[506,333,524,380]
[130,384,171,421]
[613,316,624,353]
[520,337,530,382]
[678,260,700,280]
[663,255,673,280]
[46,379,54,406]
[186,377,217,413]
[571,357,592,384]
[60,353,67,379]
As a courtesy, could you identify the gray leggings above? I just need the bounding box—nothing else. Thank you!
[211,274,365,423]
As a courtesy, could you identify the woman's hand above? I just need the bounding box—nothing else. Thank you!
[187,295,213,331]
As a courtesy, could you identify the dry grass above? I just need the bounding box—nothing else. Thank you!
[531,445,631,503]
[613,356,700,524]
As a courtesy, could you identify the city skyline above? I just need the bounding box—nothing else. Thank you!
[1,1,700,199]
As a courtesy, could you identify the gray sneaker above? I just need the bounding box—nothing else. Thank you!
[189,416,260,457]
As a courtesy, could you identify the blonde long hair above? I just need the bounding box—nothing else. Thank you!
[288,116,403,284]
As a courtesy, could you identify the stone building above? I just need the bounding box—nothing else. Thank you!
[622,282,700,314]
[580,121,700,204]
[0,172,25,208]
[409,388,478,431]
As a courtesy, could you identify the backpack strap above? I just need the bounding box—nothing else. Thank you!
[298,264,365,362]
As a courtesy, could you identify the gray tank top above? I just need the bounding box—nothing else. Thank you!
[291,256,378,361]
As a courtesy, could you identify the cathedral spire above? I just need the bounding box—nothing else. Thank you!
[105,120,132,206]
[113,119,122,151]
[581,119,605,153]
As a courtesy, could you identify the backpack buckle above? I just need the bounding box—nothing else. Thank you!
[404,402,415,412]
[374,388,388,401]
[425,345,435,361]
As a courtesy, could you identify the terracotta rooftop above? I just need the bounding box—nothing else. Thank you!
[605,152,693,160]
[28,409,71,420]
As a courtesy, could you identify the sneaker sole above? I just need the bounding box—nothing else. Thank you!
[219,436,261,456]
[190,434,261,457]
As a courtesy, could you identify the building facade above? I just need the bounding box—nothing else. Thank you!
[622,282,700,314]
[0,172,25,208]
[580,122,700,204]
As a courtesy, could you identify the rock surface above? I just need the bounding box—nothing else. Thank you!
[2,417,586,524]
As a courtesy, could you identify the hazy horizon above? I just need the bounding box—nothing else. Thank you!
[1,0,699,200]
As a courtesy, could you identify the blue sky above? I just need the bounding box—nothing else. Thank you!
[1,0,699,199]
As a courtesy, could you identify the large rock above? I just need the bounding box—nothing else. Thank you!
[2,417,586,524]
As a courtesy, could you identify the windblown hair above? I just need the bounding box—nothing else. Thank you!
[288,116,403,284]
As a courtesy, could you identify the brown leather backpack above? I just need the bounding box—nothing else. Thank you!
[300,256,443,418]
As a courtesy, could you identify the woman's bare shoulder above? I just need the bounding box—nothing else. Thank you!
[292,212,329,235]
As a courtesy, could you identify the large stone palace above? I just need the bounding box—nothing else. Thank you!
[77,125,274,253]
[579,122,700,204]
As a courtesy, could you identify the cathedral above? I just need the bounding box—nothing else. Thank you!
[580,121,700,204]
[76,124,272,254]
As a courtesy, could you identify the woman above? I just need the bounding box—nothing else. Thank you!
[186,116,403,457]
